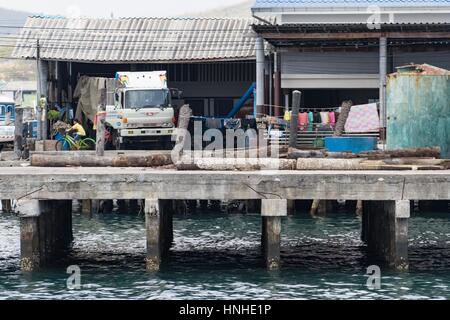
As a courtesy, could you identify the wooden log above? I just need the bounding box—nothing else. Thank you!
[334,100,353,137]
[31,153,173,167]
[359,147,441,160]
[176,158,296,171]
[172,105,193,161]
[326,152,359,159]
[287,148,325,159]
[297,158,366,170]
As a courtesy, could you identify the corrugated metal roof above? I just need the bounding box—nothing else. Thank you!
[252,0,450,10]
[13,17,259,63]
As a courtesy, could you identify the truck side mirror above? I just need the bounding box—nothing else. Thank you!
[115,93,119,102]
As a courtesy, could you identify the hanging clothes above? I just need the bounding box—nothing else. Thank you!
[308,112,314,124]
[298,112,308,127]
[284,111,292,122]
[345,103,380,133]
[329,112,336,126]
[320,112,330,124]
[313,112,321,124]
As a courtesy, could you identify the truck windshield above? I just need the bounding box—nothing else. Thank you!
[125,90,169,109]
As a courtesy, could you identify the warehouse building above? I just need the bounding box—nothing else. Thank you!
[13,16,260,118]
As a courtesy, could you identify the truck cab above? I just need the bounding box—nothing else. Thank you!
[105,71,177,149]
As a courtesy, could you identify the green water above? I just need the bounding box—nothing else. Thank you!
[0,209,449,300]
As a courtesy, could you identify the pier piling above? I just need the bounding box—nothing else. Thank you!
[363,200,410,271]
[1,200,13,213]
[18,200,72,272]
[82,199,101,216]
[145,199,173,272]
[261,199,287,271]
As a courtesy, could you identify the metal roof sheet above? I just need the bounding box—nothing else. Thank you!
[252,0,450,10]
[13,17,259,63]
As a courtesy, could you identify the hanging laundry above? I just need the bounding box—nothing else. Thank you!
[313,112,321,124]
[298,112,308,127]
[344,103,380,133]
[329,112,336,126]
[320,112,330,124]
[284,111,292,122]
[308,112,314,124]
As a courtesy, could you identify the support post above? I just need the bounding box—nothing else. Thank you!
[289,91,301,149]
[81,199,99,216]
[364,200,410,271]
[96,83,107,157]
[379,37,388,145]
[18,200,72,272]
[1,200,12,213]
[273,51,281,118]
[256,36,265,117]
[145,199,173,271]
[287,200,296,215]
[261,199,286,271]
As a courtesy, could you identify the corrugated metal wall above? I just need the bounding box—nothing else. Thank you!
[280,51,379,75]
[387,74,450,158]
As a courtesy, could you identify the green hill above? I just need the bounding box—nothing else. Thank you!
[0,8,35,82]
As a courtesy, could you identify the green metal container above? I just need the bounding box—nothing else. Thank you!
[387,65,450,159]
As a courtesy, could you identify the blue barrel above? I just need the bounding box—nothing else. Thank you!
[325,137,377,154]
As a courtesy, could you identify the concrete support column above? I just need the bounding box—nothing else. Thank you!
[81,199,99,216]
[273,51,282,118]
[418,200,449,213]
[379,37,388,143]
[1,200,13,213]
[261,199,287,271]
[145,199,173,272]
[287,200,296,215]
[256,36,265,117]
[18,200,72,272]
[363,200,410,271]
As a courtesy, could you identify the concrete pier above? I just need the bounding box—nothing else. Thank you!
[18,200,72,272]
[363,200,410,271]
[145,199,173,272]
[261,199,287,270]
[0,167,448,272]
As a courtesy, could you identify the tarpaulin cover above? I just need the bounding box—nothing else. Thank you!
[73,76,116,124]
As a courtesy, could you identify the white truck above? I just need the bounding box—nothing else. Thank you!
[105,71,179,150]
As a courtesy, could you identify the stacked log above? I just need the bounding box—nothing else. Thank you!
[31,153,173,167]
[177,158,296,171]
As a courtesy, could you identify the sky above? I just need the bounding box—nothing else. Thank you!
[1,0,248,18]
